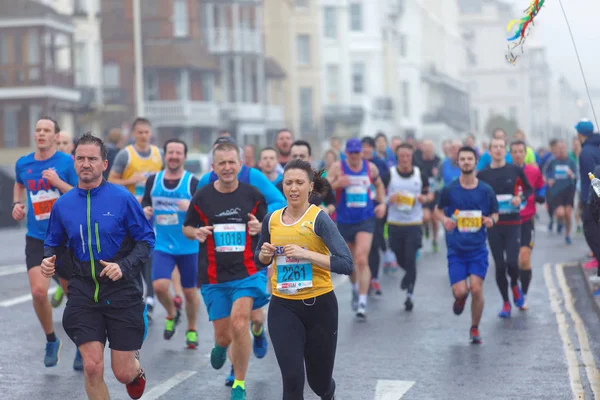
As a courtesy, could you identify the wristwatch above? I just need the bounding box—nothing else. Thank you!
[11,201,22,209]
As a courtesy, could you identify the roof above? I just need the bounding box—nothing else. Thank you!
[0,0,72,25]
[265,57,286,79]
[144,40,218,71]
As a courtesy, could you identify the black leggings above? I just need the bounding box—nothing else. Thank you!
[389,225,422,294]
[488,224,521,302]
[268,291,338,400]
[369,217,387,279]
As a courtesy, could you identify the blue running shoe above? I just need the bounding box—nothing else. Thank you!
[512,285,525,308]
[252,328,268,359]
[594,287,600,296]
[44,338,62,367]
[231,386,246,400]
[565,236,572,245]
[73,348,83,371]
[498,302,511,318]
[557,223,564,234]
[211,344,228,370]
[225,366,235,387]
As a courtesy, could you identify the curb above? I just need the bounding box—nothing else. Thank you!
[577,261,600,319]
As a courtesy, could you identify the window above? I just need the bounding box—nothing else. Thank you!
[349,3,363,31]
[28,30,40,65]
[296,35,310,65]
[74,42,87,85]
[399,34,407,57]
[326,64,339,103]
[0,36,8,65]
[201,73,215,101]
[467,49,476,66]
[299,87,313,133]
[323,7,337,39]
[173,0,189,38]
[352,62,365,94]
[144,70,159,101]
[401,81,410,117]
[103,63,120,87]
[14,32,23,65]
[3,106,19,148]
[74,0,87,14]
[44,33,53,69]
[509,106,517,120]
[176,70,189,100]
[296,0,309,7]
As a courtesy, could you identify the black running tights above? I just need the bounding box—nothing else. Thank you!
[488,224,521,302]
[268,291,338,400]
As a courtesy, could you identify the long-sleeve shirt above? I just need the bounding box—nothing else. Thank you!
[477,164,532,224]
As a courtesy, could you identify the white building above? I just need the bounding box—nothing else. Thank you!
[319,0,395,138]
[397,0,471,141]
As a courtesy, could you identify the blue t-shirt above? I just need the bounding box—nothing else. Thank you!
[15,151,78,240]
[441,158,461,186]
[437,179,498,254]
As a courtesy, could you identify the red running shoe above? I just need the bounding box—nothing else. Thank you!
[126,368,146,399]
[470,327,482,344]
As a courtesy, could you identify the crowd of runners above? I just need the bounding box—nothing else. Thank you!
[11,115,600,399]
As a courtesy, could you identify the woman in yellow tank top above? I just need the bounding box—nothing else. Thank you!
[255,159,353,400]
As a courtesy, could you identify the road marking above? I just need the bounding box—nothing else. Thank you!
[0,287,57,308]
[374,380,415,399]
[0,265,25,277]
[556,263,600,396]
[143,370,197,400]
[543,263,584,398]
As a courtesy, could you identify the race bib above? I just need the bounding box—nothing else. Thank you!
[213,223,246,252]
[456,210,482,233]
[30,189,60,221]
[275,254,313,295]
[156,213,178,226]
[346,185,368,208]
[497,194,518,214]
[428,177,438,192]
[555,165,569,179]
[391,191,415,212]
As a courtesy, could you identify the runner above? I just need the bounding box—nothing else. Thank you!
[258,147,283,185]
[436,146,499,344]
[327,138,387,320]
[387,144,433,310]
[255,159,353,400]
[108,117,163,320]
[417,139,442,252]
[12,117,79,368]
[477,137,532,318]
[544,140,578,245]
[56,131,74,156]
[275,129,294,173]
[141,138,201,348]
[510,140,545,310]
[440,140,462,186]
[183,142,270,400]
[42,133,154,399]
[477,129,512,170]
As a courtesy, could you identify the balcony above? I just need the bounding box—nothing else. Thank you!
[323,105,365,125]
[422,106,470,132]
[221,103,264,121]
[79,86,98,106]
[103,87,126,105]
[207,27,262,54]
[372,97,394,120]
[145,100,220,128]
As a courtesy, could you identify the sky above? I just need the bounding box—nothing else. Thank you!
[507,0,600,92]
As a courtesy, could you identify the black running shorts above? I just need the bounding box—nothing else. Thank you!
[63,296,147,351]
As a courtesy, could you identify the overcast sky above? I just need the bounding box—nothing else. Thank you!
[506,0,600,92]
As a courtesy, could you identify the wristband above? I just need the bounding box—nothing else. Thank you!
[11,201,22,209]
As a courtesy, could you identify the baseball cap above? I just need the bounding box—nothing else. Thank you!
[213,136,237,146]
[345,138,362,153]
[575,119,595,136]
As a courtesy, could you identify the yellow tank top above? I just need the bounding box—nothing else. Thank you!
[121,145,163,198]
[269,204,333,300]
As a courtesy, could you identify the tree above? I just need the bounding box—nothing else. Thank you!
[484,115,518,137]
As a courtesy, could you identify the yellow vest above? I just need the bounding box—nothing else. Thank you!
[269,205,333,300]
[122,145,163,198]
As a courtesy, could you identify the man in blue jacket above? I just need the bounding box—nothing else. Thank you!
[577,119,600,276]
[41,133,155,400]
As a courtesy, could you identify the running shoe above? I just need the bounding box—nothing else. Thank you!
[163,310,181,340]
[519,295,529,311]
[548,220,553,232]
[356,303,367,320]
[594,287,600,296]
[50,286,64,308]
[512,285,525,308]
[584,259,599,270]
[424,226,430,239]
[470,327,482,344]
[371,280,382,296]
[577,225,583,234]
[557,223,564,234]
[73,348,83,371]
[404,297,413,312]
[351,288,359,311]
[146,303,154,322]
[565,236,572,245]
[126,368,146,399]
[225,366,235,387]
[252,327,268,359]
[590,275,600,285]
[211,344,228,370]
[498,301,511,318]
[432,241,439,253]
[173,295,183,311]
[453,294,468,316]
[44,338,62,367]
[231,386,246,400]
[186,330,198,349]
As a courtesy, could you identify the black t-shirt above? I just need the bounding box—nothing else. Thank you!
[416,156,441,177]
[477,164,532,223]
[183,182,267,285]
[141,173,200,208]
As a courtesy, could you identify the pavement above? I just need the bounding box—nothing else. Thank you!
[1,216,600,400]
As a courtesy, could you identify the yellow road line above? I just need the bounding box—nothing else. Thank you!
[557,263,600,396]
[543,263,584,399]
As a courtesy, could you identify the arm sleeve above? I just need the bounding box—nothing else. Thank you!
[141,174,156,208]
[254,193,268,222]
[118,195,156,280]
[420,171,429,194]
[314,211,354,275]
[110,149,129,175]
[43,205,68,259]
[489,187,499,214]
[183,190,206,227]
[518,167,533,198]
[189,176,200,196]
[249,169,286,212]
[254,212,272,269]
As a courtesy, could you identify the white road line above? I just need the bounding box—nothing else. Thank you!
[0,265,26,277]
[556,263,600,396]
[374,380,415,400]
[543,263,584,398]
[0,287,57,308]
[143,370,197,400]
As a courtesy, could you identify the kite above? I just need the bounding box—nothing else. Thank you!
[505,0,546,65]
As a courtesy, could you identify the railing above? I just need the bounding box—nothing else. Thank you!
[145,101,220,127]
[0,65,74,88]
[208,27,261,54]
[323,105,365,124]
[103,87,126,104]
